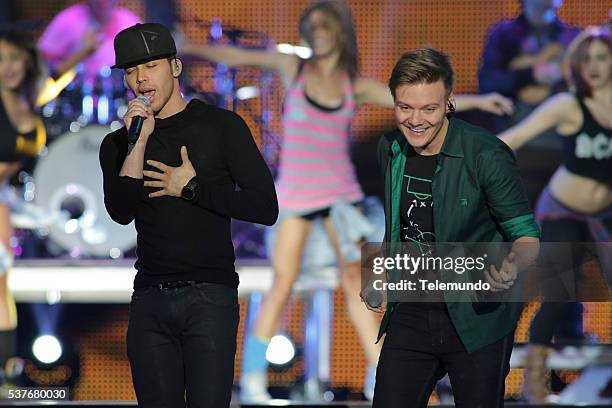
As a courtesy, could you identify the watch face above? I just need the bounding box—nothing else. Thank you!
[182,177,198,201]
[182,186,194,200]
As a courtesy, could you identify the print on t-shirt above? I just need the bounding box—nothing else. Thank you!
[400,151,438,257]
[398,150,445,306]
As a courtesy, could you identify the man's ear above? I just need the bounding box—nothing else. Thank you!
[447,92,456,113]
[172,58,183,77]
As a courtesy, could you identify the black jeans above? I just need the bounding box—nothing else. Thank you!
[127,281,239,408]
[373,304,514,408]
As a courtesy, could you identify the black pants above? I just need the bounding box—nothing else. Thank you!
[529,218,612,345]
[127,281,239,408]
[373,305,514,408]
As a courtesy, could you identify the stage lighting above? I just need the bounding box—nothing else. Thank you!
[32,335,63,365]
[236,86,260,101]
[265,334,295,366]
[276,43,312,59]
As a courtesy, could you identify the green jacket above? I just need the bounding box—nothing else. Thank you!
[376,117,540,353]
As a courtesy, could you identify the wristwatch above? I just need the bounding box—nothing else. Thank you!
[181,177,200,202]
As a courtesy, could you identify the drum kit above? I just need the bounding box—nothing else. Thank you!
[11,20,280,260]
[12,68,137,259]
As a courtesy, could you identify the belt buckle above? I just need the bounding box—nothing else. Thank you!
[157,280,196,290]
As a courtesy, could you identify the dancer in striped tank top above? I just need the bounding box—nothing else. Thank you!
[181,0,515,401]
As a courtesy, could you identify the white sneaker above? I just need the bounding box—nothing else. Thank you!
[240,371,271,402]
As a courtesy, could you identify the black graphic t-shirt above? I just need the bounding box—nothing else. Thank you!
[400,146,436,246]
[398,145,445,310]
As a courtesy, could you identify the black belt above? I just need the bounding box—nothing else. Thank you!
[153,280,201,290]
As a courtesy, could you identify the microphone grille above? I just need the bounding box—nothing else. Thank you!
[136,95,151,106]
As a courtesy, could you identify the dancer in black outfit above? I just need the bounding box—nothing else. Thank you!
[0,27,46,385]
[99,23,278,408]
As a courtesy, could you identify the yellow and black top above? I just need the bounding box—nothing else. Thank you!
[0,97,46,162]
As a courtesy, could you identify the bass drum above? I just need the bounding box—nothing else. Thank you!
[33,125,136,258]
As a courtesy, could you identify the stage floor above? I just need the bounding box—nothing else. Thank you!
[1,402,612,407]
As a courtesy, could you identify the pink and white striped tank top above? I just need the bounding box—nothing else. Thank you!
[276,65,364,212]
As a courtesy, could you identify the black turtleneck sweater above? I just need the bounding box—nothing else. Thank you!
[99,99,278,289]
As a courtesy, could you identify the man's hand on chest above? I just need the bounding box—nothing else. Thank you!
[143,146,197,198]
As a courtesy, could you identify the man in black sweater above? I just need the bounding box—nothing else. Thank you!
[99,23,278,408]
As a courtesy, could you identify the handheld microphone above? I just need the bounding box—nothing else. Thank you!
[365,291,383,309]
[127,95,151,146]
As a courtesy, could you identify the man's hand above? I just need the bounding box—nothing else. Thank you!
[360,251,388,314]
[477,92,514,116]
[143,146,196,198]
[361,288,387,314]
[123,98,155,146]
[484,251,519,292]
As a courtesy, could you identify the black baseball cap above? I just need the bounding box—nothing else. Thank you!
[112,23,176,69]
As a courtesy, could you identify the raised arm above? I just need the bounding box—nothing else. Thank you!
[354,77,514,116]
[353,77,394,107]
[498,92,576,150]
[180,41,299,86]
[99,131,144,225]
[454,93,514,116]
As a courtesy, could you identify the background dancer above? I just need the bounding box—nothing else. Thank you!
[0,27,46,385]
[498,26,612,403]
[479,0,580,136]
